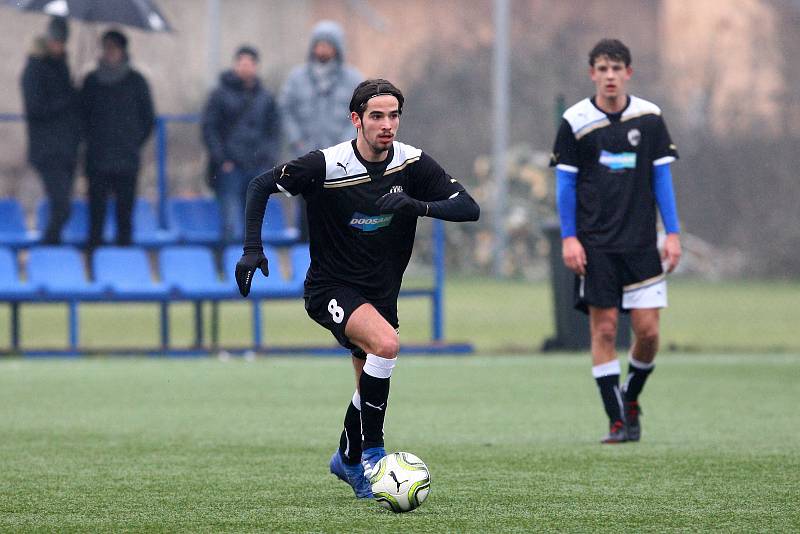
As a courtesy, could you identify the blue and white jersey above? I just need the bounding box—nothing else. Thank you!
[550,95,679,251]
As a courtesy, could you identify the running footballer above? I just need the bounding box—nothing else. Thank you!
[236,79,480,496]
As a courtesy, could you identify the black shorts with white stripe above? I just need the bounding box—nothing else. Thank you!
[574,247,663,314]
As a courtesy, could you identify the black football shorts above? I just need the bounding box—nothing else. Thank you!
[574,247,666,314]
[304,284,399,358]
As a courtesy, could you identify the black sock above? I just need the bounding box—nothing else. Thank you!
[623,363,654,403]
[359,372,390,450]
[595,374,624,424]
[338,401,362,465]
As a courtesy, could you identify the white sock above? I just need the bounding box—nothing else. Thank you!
[592,359,621,378]
[629,353,655,370]
[363,353,396,379]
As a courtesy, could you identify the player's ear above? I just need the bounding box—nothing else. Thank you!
[351,111,361,129]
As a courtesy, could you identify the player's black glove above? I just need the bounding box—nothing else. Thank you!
[375,192,428,217]
[235,251,269,297]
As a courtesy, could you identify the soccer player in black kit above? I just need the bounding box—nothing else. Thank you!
[550,40,682,443]
[235,79,479,497]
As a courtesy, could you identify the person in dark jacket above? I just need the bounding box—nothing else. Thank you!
[81,29,155,249]
[202,45,281,244]
[20,16,81,244]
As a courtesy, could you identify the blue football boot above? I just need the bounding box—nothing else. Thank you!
[329,451,373,499]
[360,446,387,479]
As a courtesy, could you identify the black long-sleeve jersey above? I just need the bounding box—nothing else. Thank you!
[244,139,479,302]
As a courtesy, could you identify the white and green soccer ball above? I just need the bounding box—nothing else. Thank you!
[369,452,431,513]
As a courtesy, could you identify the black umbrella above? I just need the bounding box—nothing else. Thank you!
[6,0,172,32]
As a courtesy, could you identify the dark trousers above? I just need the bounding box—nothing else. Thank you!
[87,171,137,248]
[36,163,76,244]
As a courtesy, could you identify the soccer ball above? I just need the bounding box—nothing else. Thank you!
[369,452,431,513]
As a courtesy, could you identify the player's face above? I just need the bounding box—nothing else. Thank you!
[352,95,400,160]
[590,56,632,102]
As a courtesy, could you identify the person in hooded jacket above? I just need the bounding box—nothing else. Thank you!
[280,20,363,157]
[80,29,155,249]
[202,45,281,244]
[20,16,81,244]
[280,21,363,242]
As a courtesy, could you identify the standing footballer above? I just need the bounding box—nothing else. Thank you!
[236,79,480,496]
[550,39,681,443]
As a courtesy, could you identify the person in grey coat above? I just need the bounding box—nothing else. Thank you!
[280,20,363,239]
[280,20,363,156]
[202,46,281,244]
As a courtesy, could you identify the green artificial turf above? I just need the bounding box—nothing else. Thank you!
[1,354,798,532]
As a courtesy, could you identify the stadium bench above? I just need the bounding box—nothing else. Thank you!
[0,246,35,300]
[36,199,92,246]
[223,244,308,298]
[104,199,180,248]
[92,247,170,300]
[158,246,232,299]
[0,198,38,248]
[167,197,221,246]
[27,246,105,299]
[168,196,300,246]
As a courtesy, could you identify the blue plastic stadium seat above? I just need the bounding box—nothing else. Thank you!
[288,244,310,292]
[0,247,35,300]
[223,244,307,298]
[92,246,169,299]
[167,196,299,246]
[262,200,300,245]
[158,246,233,299]
[36,199,91,245]
[27,246,105,299]
[0,198,39,248]
[104,199,179,247]
[167,197,221,245]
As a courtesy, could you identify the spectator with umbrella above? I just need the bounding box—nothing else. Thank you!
[20,15,82,244]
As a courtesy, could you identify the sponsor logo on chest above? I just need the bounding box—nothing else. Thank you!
[349,212,394,232]
[599,150,637,171]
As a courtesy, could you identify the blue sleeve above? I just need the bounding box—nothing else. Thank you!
[653,163,680,234]
[556,167,578,238]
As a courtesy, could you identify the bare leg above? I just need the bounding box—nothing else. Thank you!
[630,308,660,364]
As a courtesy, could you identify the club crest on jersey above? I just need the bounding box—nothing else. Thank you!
[349,212,394,232]
[599,150,637,171]
[627,128,641,147]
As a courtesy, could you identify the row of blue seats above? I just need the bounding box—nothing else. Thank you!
[0,197,300,248]
[0,244,309,301]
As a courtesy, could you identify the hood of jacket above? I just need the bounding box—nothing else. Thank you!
[308,20,346,63]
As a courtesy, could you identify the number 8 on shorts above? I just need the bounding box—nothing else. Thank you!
[328,299,345,324]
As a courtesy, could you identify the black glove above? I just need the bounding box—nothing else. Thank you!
[235,251,269,297]
[375,191,428,216]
